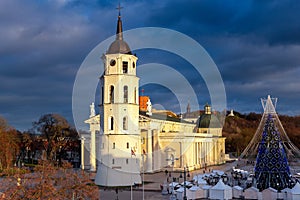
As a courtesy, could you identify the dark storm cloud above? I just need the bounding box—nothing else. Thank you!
[0,0,108,129]
[0,0,299,130]
[144,0,300,115]
[232,0,300,45]
[148,0,300,45]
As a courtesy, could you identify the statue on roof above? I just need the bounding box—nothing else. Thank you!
[90,102,96,117]
[146,98,152,116]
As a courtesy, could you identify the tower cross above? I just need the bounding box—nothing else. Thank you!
[116,3,123,16]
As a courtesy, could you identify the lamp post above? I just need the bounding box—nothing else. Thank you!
[183,168,187,200]
[179,167,190,200]
[166,156,179,200]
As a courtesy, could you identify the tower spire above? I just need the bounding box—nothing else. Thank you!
[107,3,132,54]
[187,101,191,114]
[116,3,123,40]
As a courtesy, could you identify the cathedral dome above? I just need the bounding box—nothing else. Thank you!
[106,11,132,55]
[197,114,222,128]
[197,104,222,129]
[107,39,132,54]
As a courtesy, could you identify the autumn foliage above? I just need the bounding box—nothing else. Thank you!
[0,160,99,199]
[0,114,98,199]
[0,116,21,170]
[223,112,300,156]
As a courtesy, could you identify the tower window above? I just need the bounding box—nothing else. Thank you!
[124,85,128,103]
[123,116,128,130]
[110,116,114,130]
[123,61,128,73]
[112,142,115,149]
[112,159,115,164]
[126,159,129,164]
[109,85,114,103]
[127,142,129,149]
[132,62,135,68]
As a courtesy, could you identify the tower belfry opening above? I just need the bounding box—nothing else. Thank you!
[240,95,300,162]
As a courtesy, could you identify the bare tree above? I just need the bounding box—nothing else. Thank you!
[33,114,72,162]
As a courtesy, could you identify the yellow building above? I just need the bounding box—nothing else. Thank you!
[82,11,226,187]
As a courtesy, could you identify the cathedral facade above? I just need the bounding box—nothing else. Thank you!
[81,12,226,187]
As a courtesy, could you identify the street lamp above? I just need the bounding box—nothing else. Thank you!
[166,156,179,200]
[179,167,190,200]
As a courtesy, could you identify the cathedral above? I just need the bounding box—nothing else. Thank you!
[80,11,226,187]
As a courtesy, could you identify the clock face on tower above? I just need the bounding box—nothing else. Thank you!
[110,59,116,66]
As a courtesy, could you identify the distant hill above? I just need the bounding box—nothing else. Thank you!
[223,111,300,156]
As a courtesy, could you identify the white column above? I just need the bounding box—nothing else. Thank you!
[80,137,85,170]
[90,130,96,171]
[205,142,208,165]
[213,141,215,164]
[146,129,152,172]
[208,142,211,165]
[200,142,202,166]
[195,143,197,165]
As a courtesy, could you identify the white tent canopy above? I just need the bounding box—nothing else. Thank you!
[209,179,232,200]
[262,187,277,200]
[244,186,262,200]
[193,175,208,186]
[202,185,211,199]
[233,185,243,199]
[197,178,207,186]
[176,187,185,200]
[186,185,205,200]
[290,182,300,194]
[286,182,300,200]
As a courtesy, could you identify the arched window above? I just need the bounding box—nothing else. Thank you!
[109,85,114,103]
[109,116,114,130]
[124,85,128,103]
[123,116,128,130]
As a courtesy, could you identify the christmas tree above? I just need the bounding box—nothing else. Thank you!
[255,114,293,191]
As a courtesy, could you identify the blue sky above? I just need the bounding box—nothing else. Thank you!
[1,0,300,131]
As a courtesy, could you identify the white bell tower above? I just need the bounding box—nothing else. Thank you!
[95,8,141,186]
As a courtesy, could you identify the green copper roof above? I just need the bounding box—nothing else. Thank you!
[197,114,222,128]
